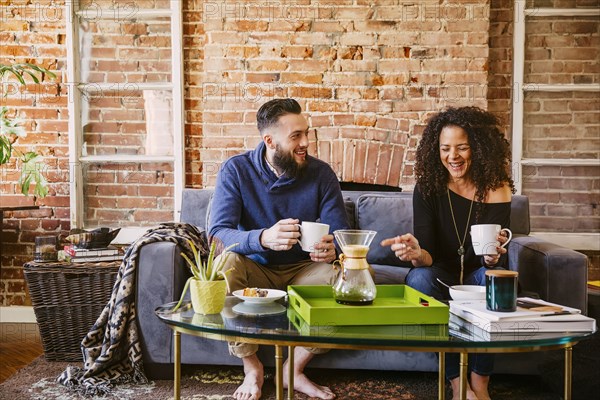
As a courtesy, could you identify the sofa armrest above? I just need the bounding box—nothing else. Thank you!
[509,235,588,314]
[137,241,189,364]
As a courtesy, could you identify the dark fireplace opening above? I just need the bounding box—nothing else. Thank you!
[339,182,402,192]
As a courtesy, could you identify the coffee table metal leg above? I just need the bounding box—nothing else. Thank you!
[174,330,181,400]
[275,345,284,400]
[564,346,572,400]
[438,352,445,400]
[288,346,295,400]
[459,352,468,400]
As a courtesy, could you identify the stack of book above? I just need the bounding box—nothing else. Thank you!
[449,297,596,341]
[60,245,123,263]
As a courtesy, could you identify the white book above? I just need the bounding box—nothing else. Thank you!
[450,300,596,333]
[450,297,581,322]
[449,313,593,340]
[64,245,120,257]
[69,254,123,263]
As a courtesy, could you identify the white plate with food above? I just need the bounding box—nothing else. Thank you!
[232,301,286,316]
[232,288,287,304]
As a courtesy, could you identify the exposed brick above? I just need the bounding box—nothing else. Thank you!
[3,0,595,306]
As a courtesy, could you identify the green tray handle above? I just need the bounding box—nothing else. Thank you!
[288,287,306,315]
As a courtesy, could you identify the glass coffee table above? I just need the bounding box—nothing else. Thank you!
[156,297,596,400]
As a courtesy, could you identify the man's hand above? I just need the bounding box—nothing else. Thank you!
[310,234,336,263]
[260,218,301,251]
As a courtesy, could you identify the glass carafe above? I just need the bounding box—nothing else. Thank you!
[332,230,377,305]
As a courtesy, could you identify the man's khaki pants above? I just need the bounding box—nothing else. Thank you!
[218,252,335,358]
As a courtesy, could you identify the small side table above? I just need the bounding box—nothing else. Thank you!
[23,260,120,361]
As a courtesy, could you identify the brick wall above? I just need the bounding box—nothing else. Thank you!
[0,0,598,306]
[1,0,68,305]
[199,0,491,187]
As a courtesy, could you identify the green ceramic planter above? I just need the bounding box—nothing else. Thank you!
[190,279,227,315]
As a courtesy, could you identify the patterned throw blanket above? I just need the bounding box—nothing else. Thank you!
[57,222,208,396]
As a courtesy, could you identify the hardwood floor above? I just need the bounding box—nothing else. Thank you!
[0,323,44,383]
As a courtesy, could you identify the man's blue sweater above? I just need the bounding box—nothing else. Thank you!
[208,142,350,266]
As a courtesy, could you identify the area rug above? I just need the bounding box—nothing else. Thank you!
[0,356,571,400]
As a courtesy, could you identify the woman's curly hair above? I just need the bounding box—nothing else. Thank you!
[414,106,515,204]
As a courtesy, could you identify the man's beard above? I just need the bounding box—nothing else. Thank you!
[272,144,308,179]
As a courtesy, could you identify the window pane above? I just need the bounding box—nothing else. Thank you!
[83,161,174,227]
[523,90,600,159]
[524,16,599,85]
[522,165,600,232]
[78,16,172,83]
[81,88,174,156]
[79,0,171,10]
[527,1,600,8]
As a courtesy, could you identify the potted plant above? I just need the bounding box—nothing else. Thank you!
[172,240,238,315]
[1,62,56,198]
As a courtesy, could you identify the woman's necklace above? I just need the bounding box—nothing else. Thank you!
[447,189,475,284]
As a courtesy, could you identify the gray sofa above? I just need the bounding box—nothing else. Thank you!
[137,189,588,379]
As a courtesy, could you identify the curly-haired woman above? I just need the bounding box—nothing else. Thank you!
[382,106,515,400]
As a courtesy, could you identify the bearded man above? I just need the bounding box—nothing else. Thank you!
[209,98,349,400]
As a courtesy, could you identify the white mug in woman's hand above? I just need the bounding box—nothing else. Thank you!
[470,224,512,255]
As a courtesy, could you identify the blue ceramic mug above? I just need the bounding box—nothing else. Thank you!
[485,269,518,312]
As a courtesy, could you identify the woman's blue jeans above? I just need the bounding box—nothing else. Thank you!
[405,265,495,380]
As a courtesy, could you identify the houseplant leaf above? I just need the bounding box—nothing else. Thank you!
[172,240,238,312]
[0,135,11,164]
[19,152,49,197]
[1,63,55,199]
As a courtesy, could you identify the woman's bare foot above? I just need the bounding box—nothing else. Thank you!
[470,372,491,400]
[234,354,264,400]
[450,377,478,400]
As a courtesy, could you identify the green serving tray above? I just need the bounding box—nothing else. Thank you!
[288,307,449,339]
[287,284,449,326]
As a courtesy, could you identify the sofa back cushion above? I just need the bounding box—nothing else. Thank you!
[356,193,414,268]
[510,195,530,235]
[181,188,214,229]
[181,189,530,248]
[355,193,530,266]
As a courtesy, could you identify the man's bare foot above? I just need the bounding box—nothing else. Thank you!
[234,354,264,400]
[450,377,478,400]
[285,372,335,399]
[282,347,335,399]
[470,372,491,400]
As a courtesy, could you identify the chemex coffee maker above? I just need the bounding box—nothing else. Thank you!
[332,229,377,305]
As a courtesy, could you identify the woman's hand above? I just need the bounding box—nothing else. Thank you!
[381,234,426,265]
[484,230,509,267]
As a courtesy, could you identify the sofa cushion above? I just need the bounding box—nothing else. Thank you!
[510,195,530,235]
[343,198,357,229]
[356,194,413,268]
[181,189,214,228]
[371,264,410,284]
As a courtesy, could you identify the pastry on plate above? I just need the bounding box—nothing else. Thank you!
[243,287,268,297]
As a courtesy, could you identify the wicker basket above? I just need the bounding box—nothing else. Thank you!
[23,261,120,361]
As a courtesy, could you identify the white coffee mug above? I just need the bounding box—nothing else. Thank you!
[470,224,512,255]
[297,222,330,252]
